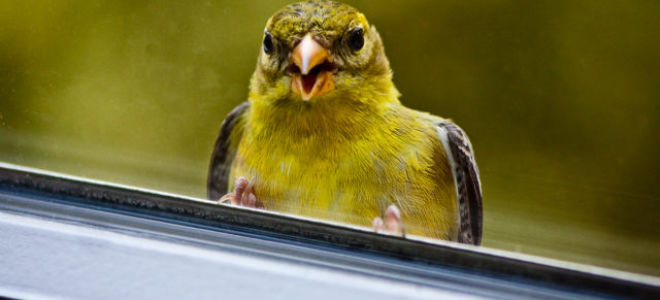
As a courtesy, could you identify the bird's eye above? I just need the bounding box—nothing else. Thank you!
[263,31,274,55]
[348,27,364,51]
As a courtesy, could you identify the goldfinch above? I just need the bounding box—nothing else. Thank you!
[207,1,482,244]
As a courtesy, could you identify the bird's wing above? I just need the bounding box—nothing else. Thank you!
[435,121,483,245]
[207,101,250,200]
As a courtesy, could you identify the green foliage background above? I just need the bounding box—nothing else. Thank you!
[1,1,658,275]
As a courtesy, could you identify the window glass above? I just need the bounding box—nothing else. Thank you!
[1,0,658,276]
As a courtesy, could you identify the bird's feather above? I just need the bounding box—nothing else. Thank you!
[207,101,249,200]
[436,121,483,245]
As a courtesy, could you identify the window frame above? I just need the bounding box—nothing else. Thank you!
[0,162,658,298]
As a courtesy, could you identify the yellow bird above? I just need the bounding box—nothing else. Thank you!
[207,1,482,244]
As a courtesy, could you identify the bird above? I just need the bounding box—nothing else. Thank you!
[207,0,482,244]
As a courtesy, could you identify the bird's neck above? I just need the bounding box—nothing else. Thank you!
[247,88,400,141]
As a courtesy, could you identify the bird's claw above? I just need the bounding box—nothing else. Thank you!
[218,177,263,209]
[372,204,405,237]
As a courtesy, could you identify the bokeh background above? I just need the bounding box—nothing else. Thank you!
[1,0,658,275]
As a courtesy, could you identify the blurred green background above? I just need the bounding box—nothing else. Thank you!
[1,0,658,275]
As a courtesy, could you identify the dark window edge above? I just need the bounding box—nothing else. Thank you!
[0,162,658,299]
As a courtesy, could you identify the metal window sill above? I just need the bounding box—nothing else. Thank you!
[0,162,657,299]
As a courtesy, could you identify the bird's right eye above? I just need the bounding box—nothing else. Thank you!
[263,31,274,55]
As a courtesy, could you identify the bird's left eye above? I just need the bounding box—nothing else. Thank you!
[348,27,364,51]
[263,31,274,55]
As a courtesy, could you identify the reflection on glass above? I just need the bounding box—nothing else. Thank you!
[0,1,658,276]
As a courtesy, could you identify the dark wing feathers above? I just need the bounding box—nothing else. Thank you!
[437,121,483,245]
[207,101,250,200]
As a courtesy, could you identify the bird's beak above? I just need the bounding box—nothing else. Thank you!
[290,34,335,101]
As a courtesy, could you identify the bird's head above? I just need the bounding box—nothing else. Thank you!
[250,1,398,105]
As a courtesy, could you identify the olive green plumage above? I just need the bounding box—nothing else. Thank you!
[208,1,482,244]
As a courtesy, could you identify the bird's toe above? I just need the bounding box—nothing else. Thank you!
[218,177,262,209]
[372,217,385,232]
[384,204,402,232]
[373,204,405,237]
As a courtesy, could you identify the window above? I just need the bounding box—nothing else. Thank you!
[0,0,658,295]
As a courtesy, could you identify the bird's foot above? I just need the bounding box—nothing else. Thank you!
[372,204,405,237]
[218,177,263,209]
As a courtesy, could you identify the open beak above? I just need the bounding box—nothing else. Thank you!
[290,34,336,100]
